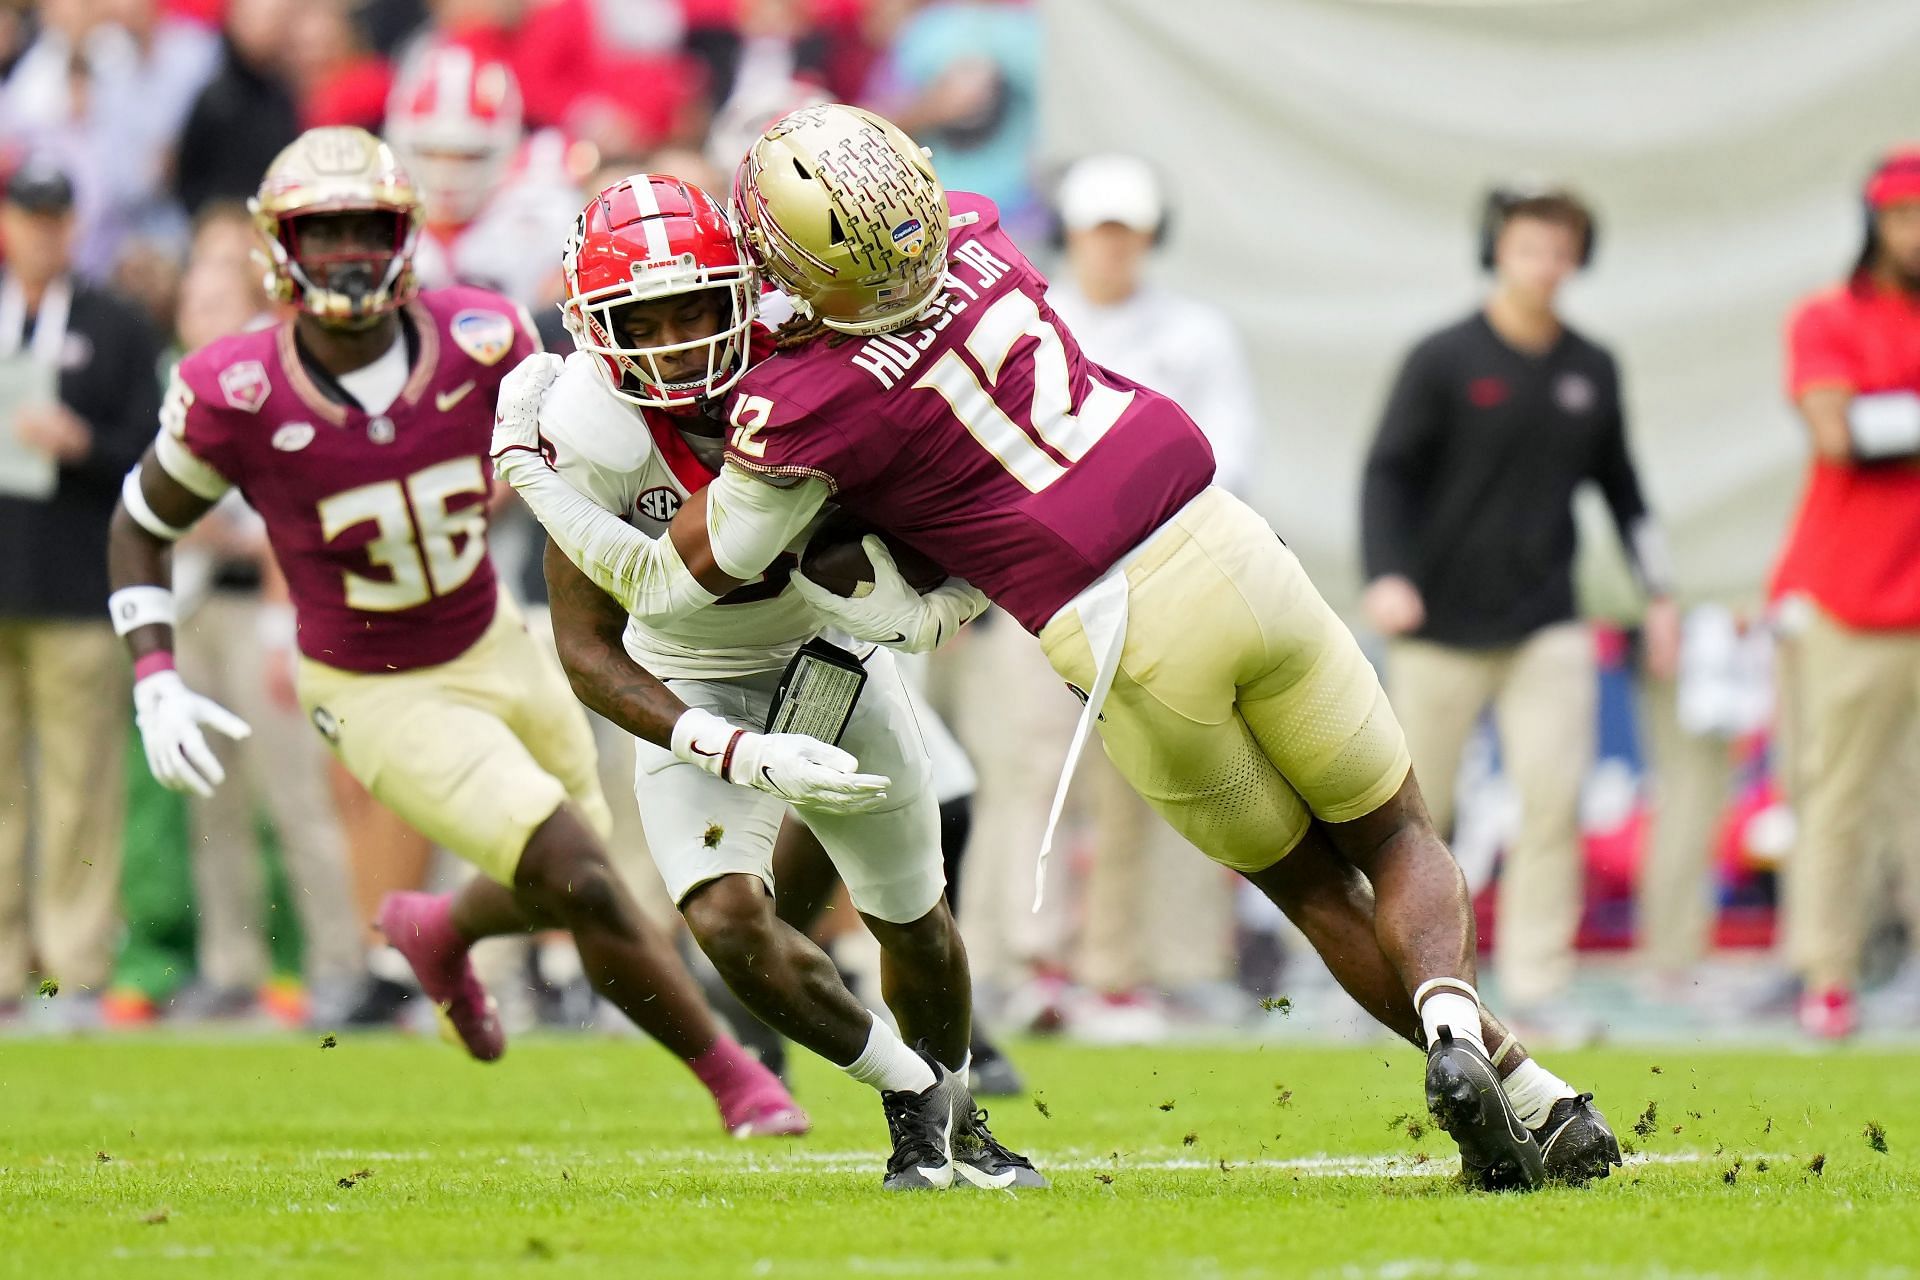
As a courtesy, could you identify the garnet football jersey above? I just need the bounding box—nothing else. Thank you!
[720,192,1217,634]
[156,286,538,673]
[539,348,821,679]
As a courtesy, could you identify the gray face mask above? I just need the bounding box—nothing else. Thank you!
[320,260,380,305]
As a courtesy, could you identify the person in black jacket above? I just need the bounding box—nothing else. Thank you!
[1360,187,1678,1032]
[172,0,299,218]
[0,160,164,1017]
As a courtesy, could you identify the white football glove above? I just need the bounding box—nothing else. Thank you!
[672,708,891,814]
[133,670,252,798]
[787,535,988,654]
[489,351,565,485]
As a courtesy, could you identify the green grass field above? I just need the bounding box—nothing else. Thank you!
[4,1033,1919,1278]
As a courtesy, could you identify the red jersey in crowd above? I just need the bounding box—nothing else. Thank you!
[1772,280,1920,629]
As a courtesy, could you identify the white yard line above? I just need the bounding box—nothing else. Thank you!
[259,1147,1779,1179]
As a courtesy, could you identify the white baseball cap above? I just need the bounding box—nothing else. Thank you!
[1057,153,1165,234]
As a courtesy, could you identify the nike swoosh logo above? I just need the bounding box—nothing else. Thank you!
[436,380,477,412]
[1476,1058,1532,1144]
[882,632,907,645]
[954,1162,1017,1189]
[690,744,722,758]
[915,1106,956,1185]
[1539,1115,1577,1156]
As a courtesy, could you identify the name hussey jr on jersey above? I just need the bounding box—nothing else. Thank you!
[848,239,1014,390]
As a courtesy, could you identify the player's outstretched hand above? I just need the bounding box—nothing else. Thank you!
[489,351,564,483]
[672,706,891,814]
[788,536,987,654]
[133,670,252,798]
[735,732,893,814]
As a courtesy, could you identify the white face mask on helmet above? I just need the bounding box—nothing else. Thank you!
[561,174,759,409]
[384,46,524,228]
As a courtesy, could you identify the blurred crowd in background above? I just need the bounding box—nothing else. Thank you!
[2,0,1918,1050]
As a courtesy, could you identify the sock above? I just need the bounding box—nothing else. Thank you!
[843,1014,937,1094]
[1502,1059,1577,1130]
[690,1034,789,1124]
[959,1052,972,1090]
[1416,983,1486,1055]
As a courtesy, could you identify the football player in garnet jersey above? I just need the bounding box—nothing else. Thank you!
[496,105,1624,1190]
[526,173,1038,1191]
[104,126,812,1138]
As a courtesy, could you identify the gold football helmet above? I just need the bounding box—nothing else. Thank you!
[250,126,423,326]
[732,104,948,336]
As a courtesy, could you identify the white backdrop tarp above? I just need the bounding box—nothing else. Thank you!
[1037,0,1920,616]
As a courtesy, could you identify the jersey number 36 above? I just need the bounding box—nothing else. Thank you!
[316,457,489,611]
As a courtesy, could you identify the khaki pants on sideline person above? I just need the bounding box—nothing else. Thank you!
[522,604,676,930]
[1389,623,1596,1007]
[1776,604,1920,990]
[0,619,129,994]
[1634,675,1737,978]
[175,592,363,991]
[1075,750,1235,994]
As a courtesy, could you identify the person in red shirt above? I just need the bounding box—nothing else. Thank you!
[1772,146,1920,1038]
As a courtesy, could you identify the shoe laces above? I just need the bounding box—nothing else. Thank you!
[881,1086,948,1174]
[959,1107,1033,1169]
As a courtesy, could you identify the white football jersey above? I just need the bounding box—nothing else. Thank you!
[540,352,822,679]
[414,137,581,309]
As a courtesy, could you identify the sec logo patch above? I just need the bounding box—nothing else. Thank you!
[636,486,682,522]
[450,309,516,366]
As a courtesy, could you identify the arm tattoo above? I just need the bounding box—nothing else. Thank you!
[543,539,687,746]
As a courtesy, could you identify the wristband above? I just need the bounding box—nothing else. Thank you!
[134,651,177,682]
[671,707,748,781]
[1847,391,1920,461]
[109,585,177,636]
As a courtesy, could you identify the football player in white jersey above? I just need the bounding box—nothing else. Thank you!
[385,45,582,312]
[516,173,1041,1192]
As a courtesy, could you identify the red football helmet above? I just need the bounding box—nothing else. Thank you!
[384,45,523,228]
[561,175,758,409]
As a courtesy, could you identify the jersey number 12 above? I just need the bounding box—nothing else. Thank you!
[914,290,1134,493]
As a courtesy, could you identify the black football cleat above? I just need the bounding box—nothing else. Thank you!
[1535,1092,1623,1185]
[342,974,414,1027]
[969,1034,1025,1098]
[879,1056,966,1191]
[1425,1026,1547,1192]
[953,1106,1048,1189]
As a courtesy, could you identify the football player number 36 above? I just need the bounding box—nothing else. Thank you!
[916,291,1133,492]
[317,457,489,611]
